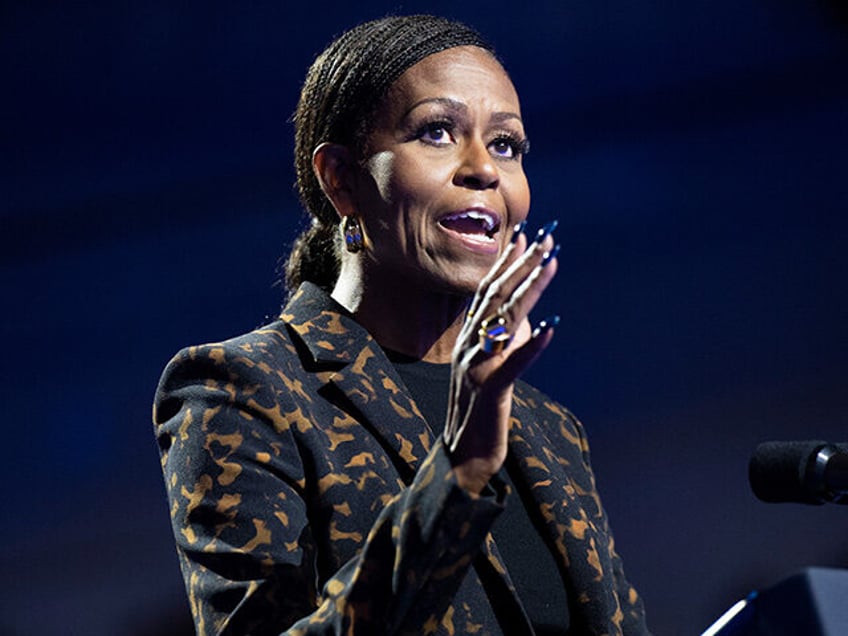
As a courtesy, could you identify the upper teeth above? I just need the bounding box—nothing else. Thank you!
[443,210,497,231]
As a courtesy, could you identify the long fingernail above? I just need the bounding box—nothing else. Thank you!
[532,314,561,338]
[541,244,560,267]
[534,219,559,243]
[510,220,527,243]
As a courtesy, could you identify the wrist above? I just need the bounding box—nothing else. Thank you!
[449,452,504,495]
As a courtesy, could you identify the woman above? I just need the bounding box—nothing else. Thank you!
[154,15,649,636]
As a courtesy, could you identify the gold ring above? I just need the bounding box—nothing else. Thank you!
[478,314,512,354]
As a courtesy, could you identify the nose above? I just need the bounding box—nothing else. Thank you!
[453,140,499,190]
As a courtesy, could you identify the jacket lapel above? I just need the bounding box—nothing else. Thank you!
[281,283,434,482]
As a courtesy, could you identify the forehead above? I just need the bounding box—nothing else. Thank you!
[383,46,520,116]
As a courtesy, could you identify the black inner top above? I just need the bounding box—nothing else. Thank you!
[386,351,570,635]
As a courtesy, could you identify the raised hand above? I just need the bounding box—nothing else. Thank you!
[445,221,560,493]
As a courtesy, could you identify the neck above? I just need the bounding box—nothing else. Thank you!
[332,257,469,363]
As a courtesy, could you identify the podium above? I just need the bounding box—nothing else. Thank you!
[702,567,848,636]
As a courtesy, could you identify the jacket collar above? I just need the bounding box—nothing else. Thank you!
[280,282,371,367]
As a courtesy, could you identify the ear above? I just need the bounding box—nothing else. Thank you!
[312,142,359,219]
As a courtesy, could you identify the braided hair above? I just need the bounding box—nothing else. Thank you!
[285,15,496,294]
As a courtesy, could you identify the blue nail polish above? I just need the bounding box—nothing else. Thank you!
[510,220,527,243]
[541,244,561,266]
[532,314,561,337]
[534,219,559,243]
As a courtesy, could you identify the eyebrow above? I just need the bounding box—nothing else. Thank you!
[402,97,523,126]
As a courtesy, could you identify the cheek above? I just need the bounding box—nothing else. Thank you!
[365,151,438,207]
[364,150,396,202]
[506,171,531,219]
[385,154,450,212]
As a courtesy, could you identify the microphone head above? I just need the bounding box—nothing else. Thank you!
[748,440,829,504]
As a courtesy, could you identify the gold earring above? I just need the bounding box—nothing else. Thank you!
[343,216,364,253]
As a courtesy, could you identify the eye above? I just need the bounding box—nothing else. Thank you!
[416,121,455,146]
[489,134,530,160]
[490,138,515,158]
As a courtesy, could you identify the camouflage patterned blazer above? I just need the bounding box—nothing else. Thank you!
[154,282,649,636]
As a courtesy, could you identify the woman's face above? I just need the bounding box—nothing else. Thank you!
[354,46,531,296]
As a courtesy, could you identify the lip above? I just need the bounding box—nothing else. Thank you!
[436,206,503,255]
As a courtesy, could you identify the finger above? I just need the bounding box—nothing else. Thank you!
[477,221,557,316]
[499,245,559,324]
[467,247,557,370]
[475,235,558,343]
[465,316,531,367]
[462,223,527,339]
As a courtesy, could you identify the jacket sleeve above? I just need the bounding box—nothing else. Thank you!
[153,341,504,636]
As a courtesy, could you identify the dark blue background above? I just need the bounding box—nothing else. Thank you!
[2,2,846,634]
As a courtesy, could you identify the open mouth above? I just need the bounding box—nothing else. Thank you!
[438,209,501,240]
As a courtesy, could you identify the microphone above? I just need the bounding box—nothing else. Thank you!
[748,440,848,505]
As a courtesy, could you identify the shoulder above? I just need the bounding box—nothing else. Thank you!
[158,281,349,386]
[156,320,296,391]
[151,319,316,438]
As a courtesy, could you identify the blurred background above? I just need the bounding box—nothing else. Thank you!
[2,1,846,634]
